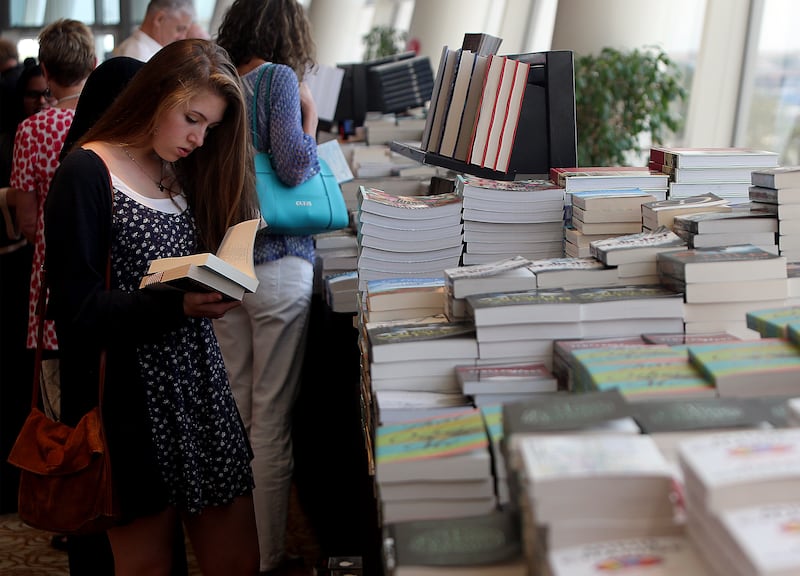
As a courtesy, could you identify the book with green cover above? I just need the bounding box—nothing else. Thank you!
[630,397,772,433]
[466,288,581,326]
[367,320,477,363]
[382,509,523,572]
[656,244,786,284]
[746,305,800,338]
[687,338,800,396]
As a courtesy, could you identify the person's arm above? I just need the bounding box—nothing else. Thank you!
[298,81,319,138]
[260,64,320,187]
[10,119,40,243]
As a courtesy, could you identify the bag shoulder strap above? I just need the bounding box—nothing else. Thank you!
[251,63,276,153]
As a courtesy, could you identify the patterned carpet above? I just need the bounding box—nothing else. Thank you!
[0,483,318,575]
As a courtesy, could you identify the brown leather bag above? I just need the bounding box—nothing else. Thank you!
[7,265,119,534]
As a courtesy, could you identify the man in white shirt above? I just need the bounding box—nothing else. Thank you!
[113,0,195,61]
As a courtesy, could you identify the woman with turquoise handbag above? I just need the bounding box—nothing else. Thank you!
[216,1,321,573]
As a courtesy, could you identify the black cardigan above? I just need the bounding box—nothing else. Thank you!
[45,148,188,518]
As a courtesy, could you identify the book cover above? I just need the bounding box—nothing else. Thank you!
[589,226,686,266]
[550,166,669,192]
[547,536,710,576]
[571,346,714,398]
[494,60,531,173]
[375,407,491,483]
[466,288,581,326]
[367,320,477,363]
[456,175,565,201]
[141,218,260,298]
[677,428,800,512]
[687,338,800,396]
[358,188,463,219]
[671,208,778,234]
[641,192,731,228]
[453,54,490,162]
[438,50,477,158]
[570,188,654,210]
[746,305,800,338]
[632,397,772,434]
[420,45,452,150]
[718,502,800,575]
[749,184,800,205]
[383,509,522,569]
[656,245,787,284]
[501,389,634,435]
[649,146,779,169]
[467,54,506,165]
[426,48,462,153]
[751,166,800,189]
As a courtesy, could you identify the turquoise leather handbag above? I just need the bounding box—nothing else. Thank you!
[252,64,349,235]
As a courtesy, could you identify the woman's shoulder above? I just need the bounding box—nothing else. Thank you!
[247,62,297,92]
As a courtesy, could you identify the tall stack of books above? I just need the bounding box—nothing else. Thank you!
[374,408,496,524]
[356,187,463,290]
[678,429,800,575]
[556,168,670,260]
[648,146,779,204]
[657,245,788,338]
[366,55,434,114]
[749,165,800,262]
[671,206,779,252]
[456,176,565,265]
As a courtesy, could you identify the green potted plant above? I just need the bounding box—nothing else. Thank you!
[363,25,407,61]
[573,46,687,167]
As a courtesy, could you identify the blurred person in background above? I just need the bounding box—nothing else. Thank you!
[114,0,195,61]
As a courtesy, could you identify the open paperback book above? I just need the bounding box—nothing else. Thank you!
[140,218,261,301]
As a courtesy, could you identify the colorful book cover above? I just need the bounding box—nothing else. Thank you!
[359,187,463,211]
[367,321,475,346]
[687,339,800,387]
[572,346,713,395]
[375,408,488,465]
[746,306,800,338]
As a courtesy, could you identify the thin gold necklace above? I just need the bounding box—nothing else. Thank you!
[55,93,80,106]
[122,146,169,193]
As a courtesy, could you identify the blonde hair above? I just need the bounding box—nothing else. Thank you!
[38,19,95,86]
[81,39,258,251]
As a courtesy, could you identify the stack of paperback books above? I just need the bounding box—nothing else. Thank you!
[356,187,463,290]
[657,244,788,338]
[456,176,565,265]
[648,146,779,203]
[568,188,654,236]
[443,256,536,321]
[455,361,559,407]
[678,429,800,575]
[364,317,477,424]
[362,277,446,323]
[749,165,800,262]
[374,408,497,524]
[526,257,619,290]
[671,206,779,251]
[641,192,731,231]
[590,226,686,285]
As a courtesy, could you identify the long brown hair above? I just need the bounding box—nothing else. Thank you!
[216,0,316,80]
[80,39,258,251]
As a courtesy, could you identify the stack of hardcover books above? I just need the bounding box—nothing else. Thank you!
[648,146,779,203]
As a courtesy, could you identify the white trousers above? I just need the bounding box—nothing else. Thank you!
[214,255,314,572]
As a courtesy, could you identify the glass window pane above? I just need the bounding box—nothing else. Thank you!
[741,0,800,164]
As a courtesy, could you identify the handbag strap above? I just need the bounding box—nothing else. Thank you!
[251,63,276,154]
